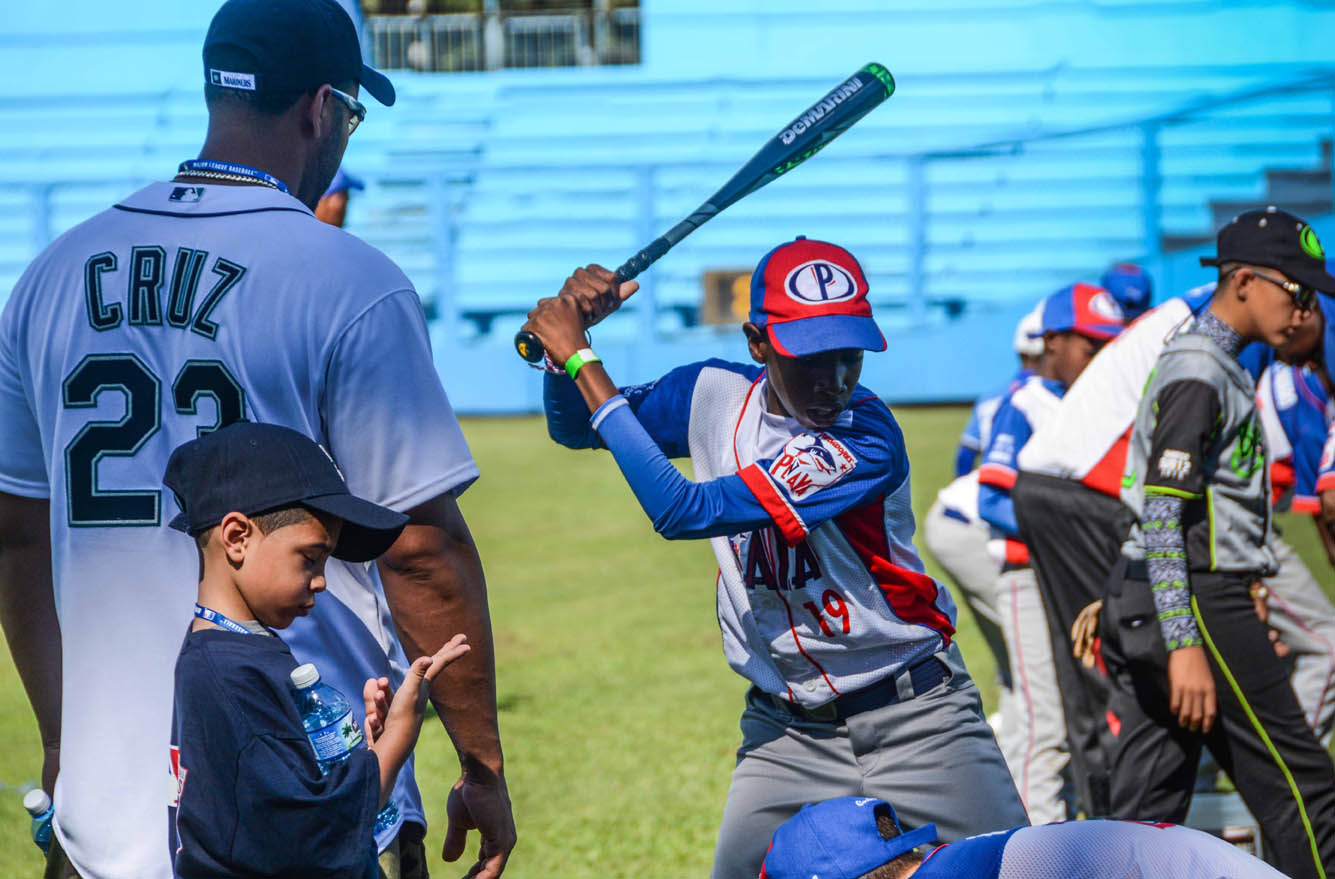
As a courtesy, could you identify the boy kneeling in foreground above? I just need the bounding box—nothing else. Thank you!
[760,796,1288,878]
[164,422,468,877]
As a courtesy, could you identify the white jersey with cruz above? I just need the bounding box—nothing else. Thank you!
[0,182,477,878]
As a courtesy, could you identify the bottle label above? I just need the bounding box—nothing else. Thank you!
[32,817,52,855]
[307,709,364,761]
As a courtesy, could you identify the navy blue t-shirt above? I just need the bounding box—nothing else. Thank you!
[169,627,380,877]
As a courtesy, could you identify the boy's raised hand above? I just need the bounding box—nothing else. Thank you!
[365,634,470,811]
[367,634,471,747]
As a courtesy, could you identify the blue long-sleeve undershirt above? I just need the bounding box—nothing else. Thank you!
[977,483,1019,536]
[544,371,603,449]
[954,443,978,478]
[589,395,774,540]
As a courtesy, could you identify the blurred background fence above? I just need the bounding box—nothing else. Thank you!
[1,1,1333,411]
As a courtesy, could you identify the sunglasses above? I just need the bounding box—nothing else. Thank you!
[1248,268,1317,311]
[329,87,366,135]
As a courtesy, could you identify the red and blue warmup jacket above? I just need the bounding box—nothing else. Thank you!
[544,360,957,708]
[1258,363,1332,515]
[955,369,1032,477]
[977,375,1066,566]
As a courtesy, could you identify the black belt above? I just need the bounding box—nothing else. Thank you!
[772,654,950,724]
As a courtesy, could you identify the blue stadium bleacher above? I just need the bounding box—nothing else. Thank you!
[2,1,1333,411]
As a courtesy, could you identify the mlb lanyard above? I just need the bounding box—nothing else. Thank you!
[194,604,259,636]
[177,159,290,194]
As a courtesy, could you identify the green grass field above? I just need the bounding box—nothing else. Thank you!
[0,407,1330,876]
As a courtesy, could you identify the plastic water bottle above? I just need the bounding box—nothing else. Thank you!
[22,788,53,854]
[290,663,400,834]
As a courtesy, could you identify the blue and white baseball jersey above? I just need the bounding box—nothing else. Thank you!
[545,360,956,707]
[0,182,477,877]
[913,820,1286,878]
[956,369,1031,477]
[1257,363,1332,515]
[977,375,1066,565]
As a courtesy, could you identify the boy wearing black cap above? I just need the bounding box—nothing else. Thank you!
[163,423,469,877]
[1108,207,1335,878]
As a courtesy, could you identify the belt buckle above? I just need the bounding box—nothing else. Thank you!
[804,701,838,723]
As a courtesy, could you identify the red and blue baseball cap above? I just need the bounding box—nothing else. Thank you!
[759,797,937,879]
[1039,282,1126,341]
[1100,263,1153,319]
[749,237,887,358]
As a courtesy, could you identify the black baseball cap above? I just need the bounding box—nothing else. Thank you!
[1200,206,1335,295]
[204,0,396,107]
[163,422,408,563]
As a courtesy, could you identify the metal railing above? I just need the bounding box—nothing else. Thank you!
[2,71,1332,338]
[367,7,639,72]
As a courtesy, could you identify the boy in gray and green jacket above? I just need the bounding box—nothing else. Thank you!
[1108,207,1335,879]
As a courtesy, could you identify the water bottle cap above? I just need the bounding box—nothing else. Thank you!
[23,788,50,815]
[290,663,320,689]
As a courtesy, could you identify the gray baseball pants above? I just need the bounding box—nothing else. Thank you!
[996,565,1073,824]
[709,645,1029,879]
[1265,534,1335,747]
[923,500,1026,793]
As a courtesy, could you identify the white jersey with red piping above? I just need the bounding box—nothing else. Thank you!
[1016,296,1200,495]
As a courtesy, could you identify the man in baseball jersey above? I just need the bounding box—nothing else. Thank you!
[1106,208,1335,878]
[0,1,515,877]
[526,238,1027,879]
[759,796,1288,879]
[1297,259,1335,531]
[977,283,1125,823]
[1256,355,1335,747]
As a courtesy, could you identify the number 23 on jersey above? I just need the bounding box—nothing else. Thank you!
[62,354,245,527]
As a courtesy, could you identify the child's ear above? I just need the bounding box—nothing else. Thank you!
[218,512,253,564]
[743,322,769,365]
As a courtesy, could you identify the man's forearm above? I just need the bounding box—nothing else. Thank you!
[1143,493,1201,650]
[378,494,503,777]
[0,494,61,790]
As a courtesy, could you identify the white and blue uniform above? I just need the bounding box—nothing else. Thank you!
[913,820,1287,878]
[1261,362,1333,515]
[0,182,476,877]
[979,376,1066,566]
[926,368,1034,780]
[545,359,1027,879]
[547,360,955,700]
[955,369,1031,477]
[1256,362,1335,745]
[978,375,1073,824]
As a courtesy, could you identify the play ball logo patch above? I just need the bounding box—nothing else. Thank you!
[1300,225,1325,260]
[784,260,857,305]
[769,433,857,499]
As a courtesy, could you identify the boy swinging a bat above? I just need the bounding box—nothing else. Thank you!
[524,238,1027,879]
